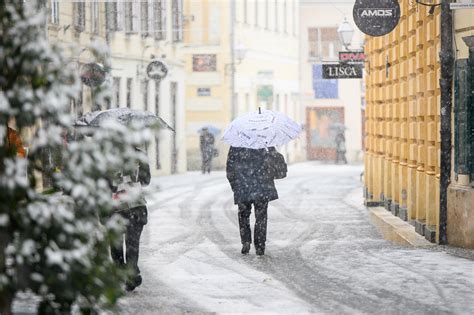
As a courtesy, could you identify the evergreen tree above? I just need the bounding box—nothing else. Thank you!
[0,2,151,313]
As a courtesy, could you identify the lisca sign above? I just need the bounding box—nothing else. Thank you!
[322,64,363,79]
[353,0,401,37]
[339,51,366,62]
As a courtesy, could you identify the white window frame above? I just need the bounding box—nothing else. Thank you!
[91,0,99,34]
[50,0,59,24]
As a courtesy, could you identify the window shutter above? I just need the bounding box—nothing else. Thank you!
[148,0,154,37]
[153,1,162,40]
[132,1,140,33]
[454,59,472,177]
[73,3,85,32]
[162,0,167,40]
[141,1,150,37]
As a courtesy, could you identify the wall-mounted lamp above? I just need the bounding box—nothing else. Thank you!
[337,18,354,51]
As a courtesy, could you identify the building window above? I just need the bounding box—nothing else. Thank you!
[454,59,474,184]
[141,1,149,37]
[172,0,183,42]
[274,0,278,32]
[153,0,166,40]
[73,2,85,32]
[292,1,296,36]
[106,1,125,32]
[265,0,269,29]
[192,54,217,72]
[113,77,121,108]
[308,27,341,60]
[243,0,248,24]
[254,0,258,27]
[125,1,139,34]
[142,80,149,111]
[91,0,99,34]
[126,78,133,108]
[313,64,338,99]
[50,0,59,24]
[106,2,117,31]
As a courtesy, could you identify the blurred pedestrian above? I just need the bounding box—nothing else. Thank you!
[226,146,285,256]
[200,127,215,174]
[110,147,150,292]
[335,132,347,164]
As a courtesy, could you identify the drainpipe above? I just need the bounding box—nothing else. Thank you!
[230,0,236,120]
[439,0,454,245]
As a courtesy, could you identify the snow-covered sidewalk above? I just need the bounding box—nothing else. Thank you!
[116,162,474,314]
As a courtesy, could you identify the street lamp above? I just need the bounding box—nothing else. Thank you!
[234,43,247,64]
[337,18,354,51]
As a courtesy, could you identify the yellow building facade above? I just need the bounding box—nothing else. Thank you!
[364,0,442,242]
[365,1,474,247]
[183,0,303,170]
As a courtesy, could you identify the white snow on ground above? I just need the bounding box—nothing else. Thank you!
[116,163,474,315]
[12,162,474,314]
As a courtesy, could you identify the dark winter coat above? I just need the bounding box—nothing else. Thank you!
[226,146,279,205]
[200,131,215,160]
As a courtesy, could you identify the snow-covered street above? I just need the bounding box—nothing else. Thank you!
[117,162,474,314]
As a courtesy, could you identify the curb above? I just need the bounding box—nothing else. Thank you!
[369,207,436,247]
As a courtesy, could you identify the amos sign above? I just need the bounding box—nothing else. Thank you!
[353,0,400,37]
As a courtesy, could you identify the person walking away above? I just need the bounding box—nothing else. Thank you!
[110,147,150,291]
[200,127,215,174]
[335,132,347,164]
[226,146,283,256]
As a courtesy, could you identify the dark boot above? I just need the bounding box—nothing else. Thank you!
[256,247,265,256]
[126,274,142,292]
[241,242,250,255]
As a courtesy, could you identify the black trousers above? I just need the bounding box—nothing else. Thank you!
[111,206,147,277]
[335,151,347,164]
[202,153,212,173]
[238,201,268,250]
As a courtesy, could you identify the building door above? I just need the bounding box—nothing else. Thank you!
[170,82,178,174]
[306,107,344,161]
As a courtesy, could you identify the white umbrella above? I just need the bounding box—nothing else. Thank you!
[222,108,301,149]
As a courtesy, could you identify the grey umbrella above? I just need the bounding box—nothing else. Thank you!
[76,108,175,131]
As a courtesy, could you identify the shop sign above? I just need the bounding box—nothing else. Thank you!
[146,60,168,81]
[80,63,106,87]
[197,87,211,96]
[339,51,366,62]
[257,85,273,103]
[322,64,363,79]
[192,54,217,72]
[450,3,474,10]
[353,0,401,37]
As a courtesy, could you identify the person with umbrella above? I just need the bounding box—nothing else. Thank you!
[335,131,347,164]
[223,108,300,256]
[200,127,216,174]
[110,147,150,292]
[75,108,173,291]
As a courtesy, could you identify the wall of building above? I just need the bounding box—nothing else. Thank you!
[46,0,187,176]
[183,0,303,171]
[364,0,441,242]
[300,0,364,164]
[182,0,231,170]
[447,8,474,249]
[235,0,303,163]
